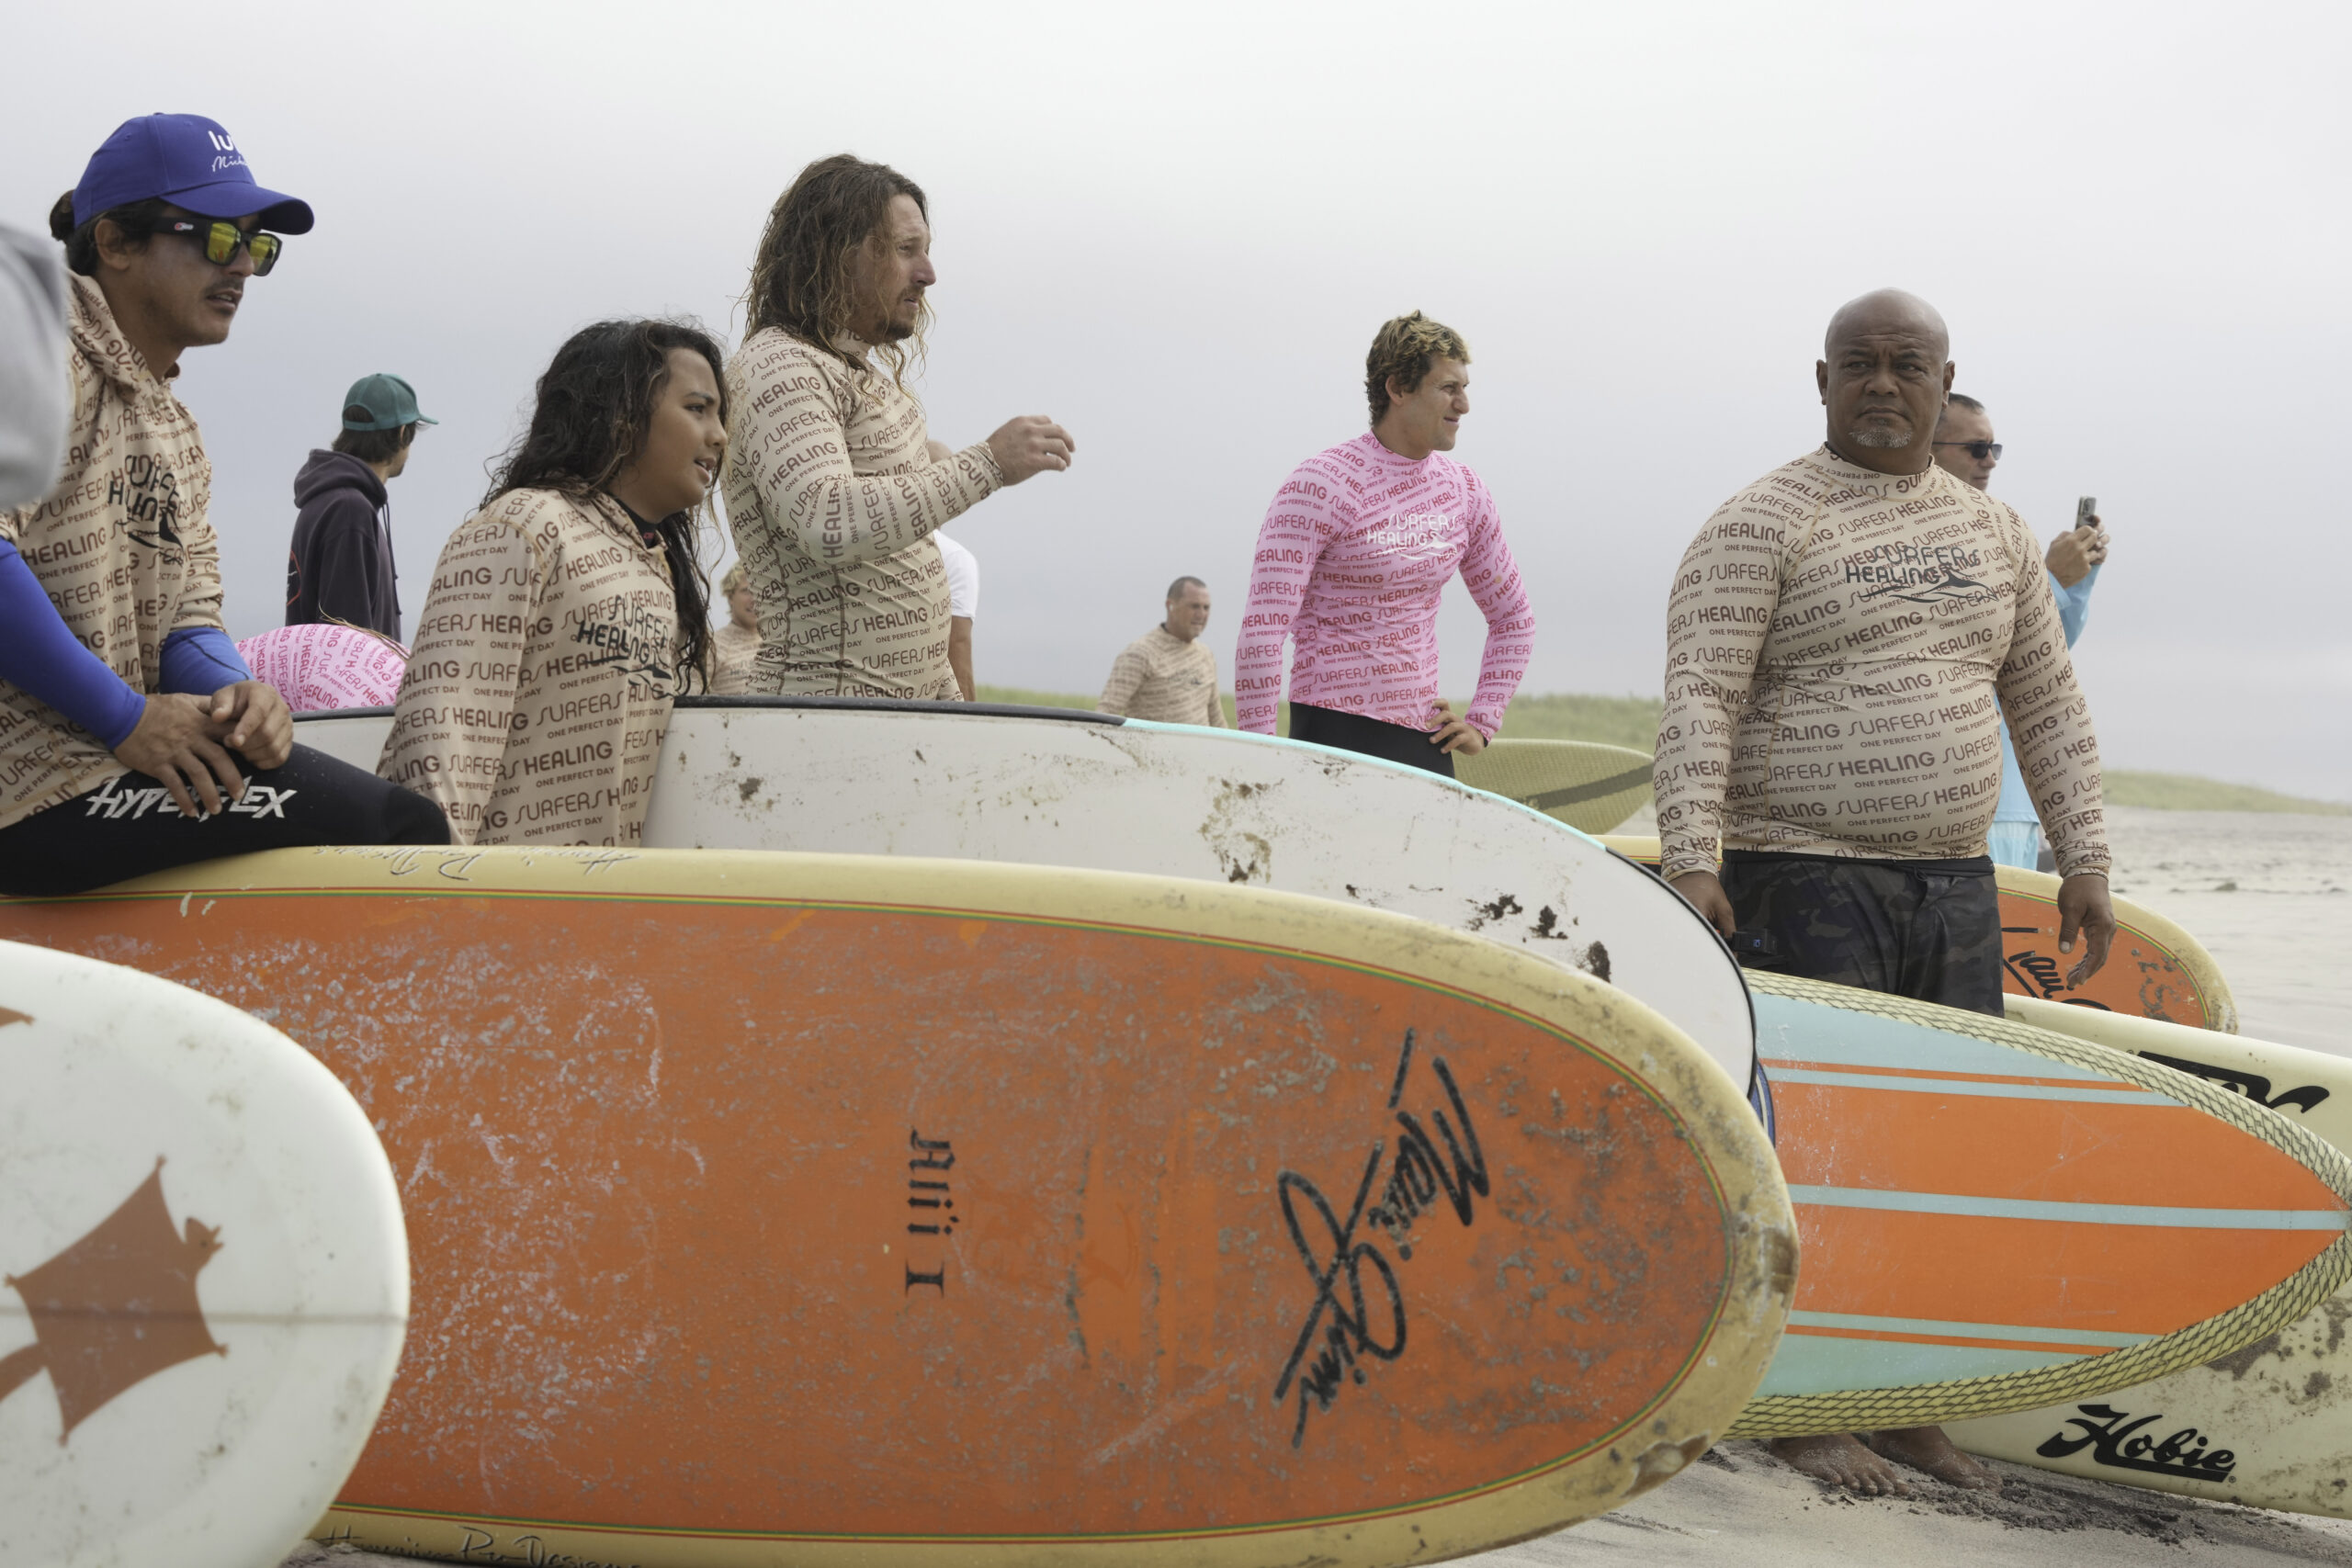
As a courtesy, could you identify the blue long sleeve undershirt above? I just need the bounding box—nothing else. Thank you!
[1994,565,2099,825]
[0,539,254,751]
[158,626,254,694]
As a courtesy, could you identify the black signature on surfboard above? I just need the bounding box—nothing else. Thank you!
[1999,926,2113,1008]
[1272,1029,1488,1448]
[2134,1052,2330,1115]
[2036,1403,2237,1482]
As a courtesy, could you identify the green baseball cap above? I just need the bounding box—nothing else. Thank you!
[340,373,437,432]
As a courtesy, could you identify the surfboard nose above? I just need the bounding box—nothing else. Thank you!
[1736,973,2352,1438]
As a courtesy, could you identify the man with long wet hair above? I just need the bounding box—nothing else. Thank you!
[726,153,1073,699]
[0,114,447,896]
[380,319,725,848]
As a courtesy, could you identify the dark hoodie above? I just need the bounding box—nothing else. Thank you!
[287,449,401,637]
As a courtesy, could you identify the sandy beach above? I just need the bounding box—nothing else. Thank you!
[2104,808,2352,1058]
[281,807,2352,1568]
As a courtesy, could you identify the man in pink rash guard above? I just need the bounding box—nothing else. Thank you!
[1234,312,1533,776]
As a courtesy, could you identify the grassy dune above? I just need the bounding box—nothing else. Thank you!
[974,687,1665,747]
[975,684,1098,713]
[2104,772,2351,816]
[982,685,2346,815]
[1475,693,1663,750]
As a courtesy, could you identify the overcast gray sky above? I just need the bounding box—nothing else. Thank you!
[11,0,2346,799]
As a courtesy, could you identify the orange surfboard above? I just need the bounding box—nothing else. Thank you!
[0,847,1791,1568]
[1735,972,2351,1438]
[1596,837,2234,1030]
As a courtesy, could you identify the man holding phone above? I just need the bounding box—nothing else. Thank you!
[1932,393,2111,869]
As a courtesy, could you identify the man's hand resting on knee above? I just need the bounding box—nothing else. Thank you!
[208,681,293,770]
[111,682,294,819]
[114,694,246,818]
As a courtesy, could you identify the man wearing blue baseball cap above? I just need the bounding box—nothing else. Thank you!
[287,373,435,637]
[0,114,448,897]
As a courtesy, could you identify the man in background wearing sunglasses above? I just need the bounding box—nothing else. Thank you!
[1933,392,2112,869]
[0,113,448,897]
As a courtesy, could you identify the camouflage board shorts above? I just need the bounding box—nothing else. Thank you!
[1719,850,2004,1017]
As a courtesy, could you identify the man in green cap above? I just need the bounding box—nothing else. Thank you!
[285,372,435,637]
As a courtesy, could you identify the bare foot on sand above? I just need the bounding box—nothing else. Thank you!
[1867,1425,2002,1489]
[1769,1433,1908,1495]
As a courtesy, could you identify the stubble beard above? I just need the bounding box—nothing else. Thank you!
[1848,423,1912,450]
[876,292,923,344]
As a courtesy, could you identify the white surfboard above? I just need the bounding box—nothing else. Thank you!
[1948,996,2352,1517]
[290,696,1756,1097]
[0,940,408,1568]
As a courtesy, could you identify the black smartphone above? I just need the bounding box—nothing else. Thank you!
[2075,495,2098,531]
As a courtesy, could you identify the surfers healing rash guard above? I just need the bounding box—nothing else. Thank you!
[0,275,229,829]
[1653,447,2110,881]
[1234,434,1532,738]
[379,489,680,847]
[723,331,1001,700]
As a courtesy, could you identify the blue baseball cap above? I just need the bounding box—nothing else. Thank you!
[342,374,437,432]
[71,114,314,234]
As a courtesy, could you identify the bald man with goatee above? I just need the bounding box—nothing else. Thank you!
[1651,289,2116,1496]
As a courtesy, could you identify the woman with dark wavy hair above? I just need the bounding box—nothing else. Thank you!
[379,319,725,847]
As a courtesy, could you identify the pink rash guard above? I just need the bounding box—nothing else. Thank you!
[236,623,408,712]
[1235,433,1533,738]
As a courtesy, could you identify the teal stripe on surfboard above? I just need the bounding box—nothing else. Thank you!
[1788,1311,2153,1349]
[1753,993,2152,1085]
[1762,1310,2152,1395]
[1766,1068,2167,1106]
[1787,1185,2352,1231]
[1761,1335,2088,1395]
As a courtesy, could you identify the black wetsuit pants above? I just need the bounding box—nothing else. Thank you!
[0,743,448,897]
[1719,850,2005,1017]
[1289,702,1454,778]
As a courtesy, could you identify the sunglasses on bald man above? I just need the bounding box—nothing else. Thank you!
[1933,440,2001,461]
[164,219,283,276]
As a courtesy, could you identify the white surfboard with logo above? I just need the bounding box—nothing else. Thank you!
[1948,997,2352,1517]
[290,696,1758,1100]
[0,941,408,1568]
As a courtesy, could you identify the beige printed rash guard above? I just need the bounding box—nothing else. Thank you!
[0,276,224,828]
[379,489,679,847]
[723,331,1001,699]
[1654,448,2109,881]
[1099,626,1230,727]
